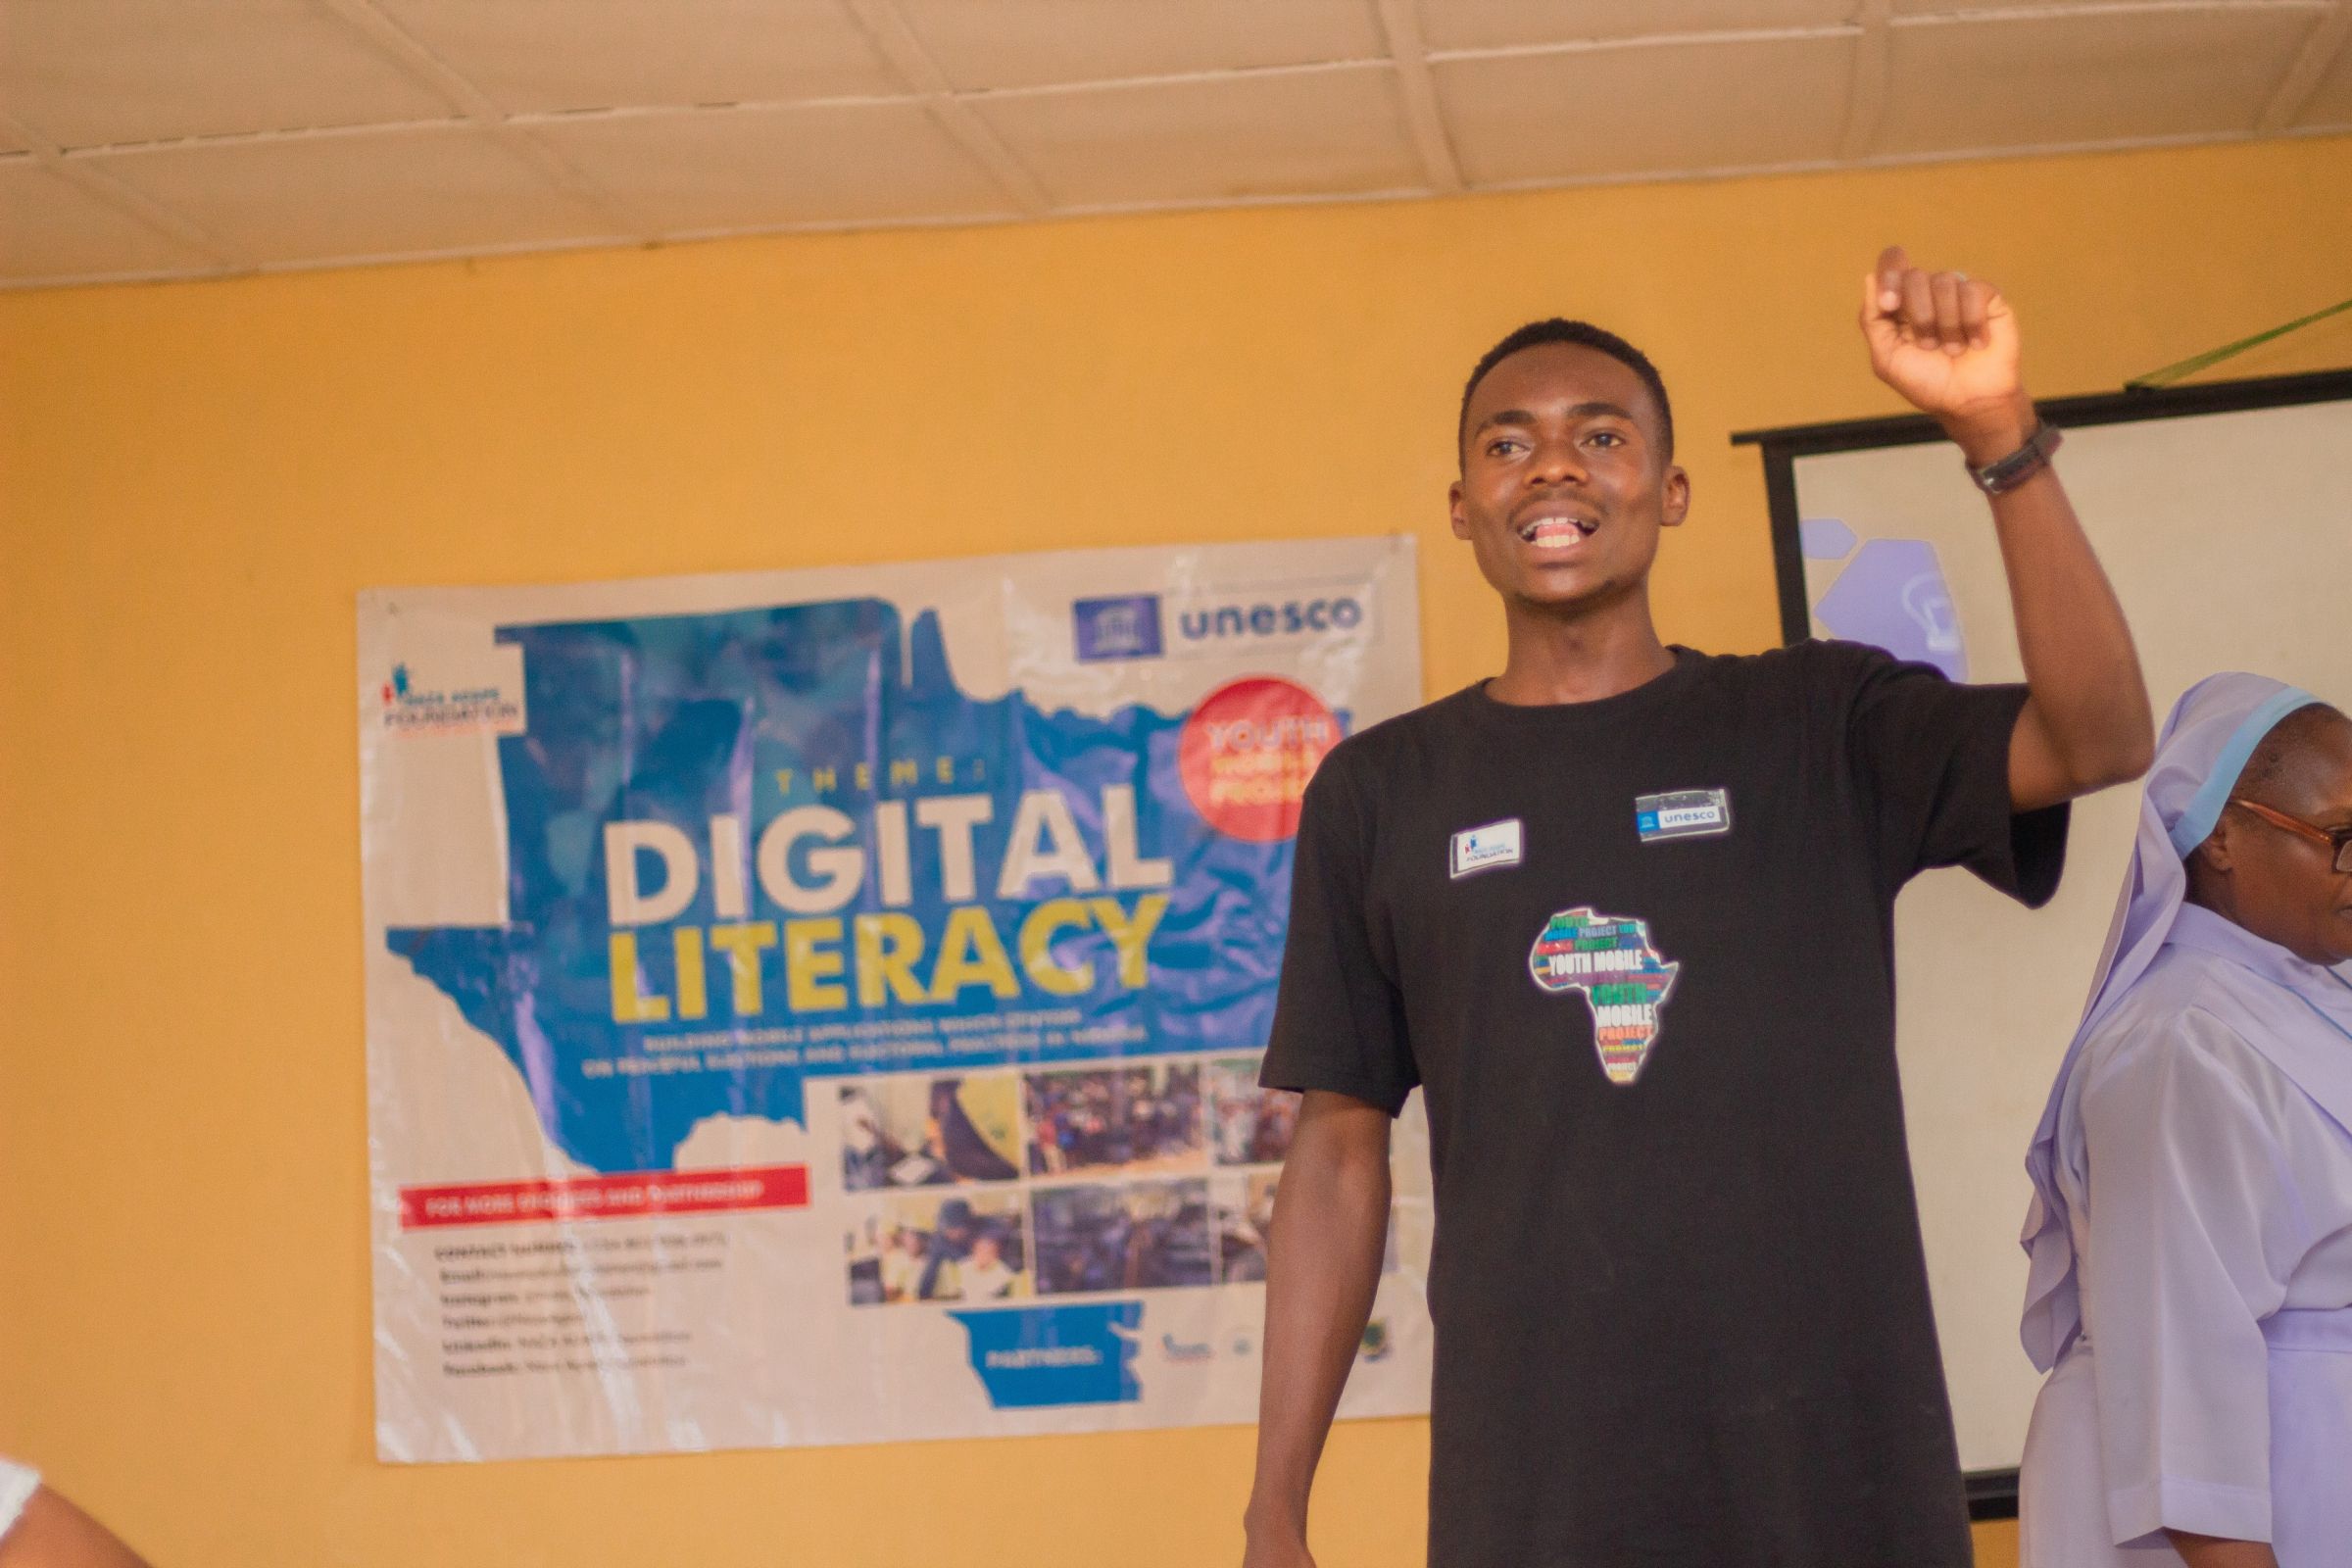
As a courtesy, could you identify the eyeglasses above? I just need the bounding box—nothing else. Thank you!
[2228,798,2352,874]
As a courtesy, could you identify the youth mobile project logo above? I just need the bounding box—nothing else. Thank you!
[1529,908,1681,1086]
[1177,677,1342,843]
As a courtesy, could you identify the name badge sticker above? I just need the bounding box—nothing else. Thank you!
[1449,818,1523,879]
[1636,790,1731,844]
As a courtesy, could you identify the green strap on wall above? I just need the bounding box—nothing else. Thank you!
[2128,294,2352,389]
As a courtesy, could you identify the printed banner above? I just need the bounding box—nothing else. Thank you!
[360,537,1432,1461]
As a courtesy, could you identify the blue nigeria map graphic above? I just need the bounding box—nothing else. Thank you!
[390,599,1300,1174]
[951,1301,1143,1408]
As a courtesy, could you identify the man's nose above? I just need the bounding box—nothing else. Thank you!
[1528,436,1589,485]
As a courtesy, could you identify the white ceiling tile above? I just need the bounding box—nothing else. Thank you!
[1421,0,1856,53]
[1436,34,1855,184]
[532,102,1014,231]
[83,127,619,264]
[1877,7,2321,155]
[371,0,904,114]
[972,66,1423,207]
[898,0,1387,90]
[0,160,218,279]
[0,0,455,149]
[2293,31,2352,127]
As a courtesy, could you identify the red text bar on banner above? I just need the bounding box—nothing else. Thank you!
[397,1165,809,1230]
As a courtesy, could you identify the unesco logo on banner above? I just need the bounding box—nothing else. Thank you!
[1166,583,1371,657]
[1072,595,1165,662]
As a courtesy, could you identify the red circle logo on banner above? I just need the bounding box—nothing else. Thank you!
[1178,676,1342,842]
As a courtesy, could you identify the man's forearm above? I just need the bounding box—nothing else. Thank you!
[1244,1098,1393,1545]
[1954,395,2153,804]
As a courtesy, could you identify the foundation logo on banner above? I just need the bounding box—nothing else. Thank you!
[378,660,525,736]
[1529,907,1681,1086]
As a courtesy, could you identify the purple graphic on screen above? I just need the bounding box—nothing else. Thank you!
[1813,537,1968,682]
[1799,517,1857,561]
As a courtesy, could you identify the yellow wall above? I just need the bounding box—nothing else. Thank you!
[2,133,2347,1567]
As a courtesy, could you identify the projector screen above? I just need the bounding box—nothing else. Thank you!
[1741,369,2352,1494]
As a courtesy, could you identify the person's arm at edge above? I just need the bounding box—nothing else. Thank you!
[2166,1532,2279,1568]
[1860,246,2155,811]
[0,1487,153,1568]
[1241,1090,1393,1568]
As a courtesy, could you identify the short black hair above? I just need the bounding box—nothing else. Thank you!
[1457,318,1674,461]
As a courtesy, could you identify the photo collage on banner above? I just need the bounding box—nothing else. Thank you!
[838,1053,1429,1310]
[359,538,1432,1460]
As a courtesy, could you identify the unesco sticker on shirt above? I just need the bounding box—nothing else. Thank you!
[1635,789,1731,844]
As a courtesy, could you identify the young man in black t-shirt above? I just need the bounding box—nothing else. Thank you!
[1241,250,2155,1568]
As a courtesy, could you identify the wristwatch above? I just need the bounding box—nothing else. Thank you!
[1968,419,2063,495]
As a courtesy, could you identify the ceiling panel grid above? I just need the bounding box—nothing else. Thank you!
[0,0,2341,286]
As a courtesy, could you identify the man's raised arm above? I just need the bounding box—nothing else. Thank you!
[1860,245,2155,810]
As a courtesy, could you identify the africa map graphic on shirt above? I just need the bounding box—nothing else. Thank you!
[1528,908,1680,1085]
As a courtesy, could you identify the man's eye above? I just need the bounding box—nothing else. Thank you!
[1488,438,1526,457]
[1588,430,1625,449]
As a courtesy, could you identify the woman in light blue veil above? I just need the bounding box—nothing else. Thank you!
[2019,674,2352,1568]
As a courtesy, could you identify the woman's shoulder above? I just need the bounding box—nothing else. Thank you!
[2075,948,2317,1125]
[2078,951,2270,1082]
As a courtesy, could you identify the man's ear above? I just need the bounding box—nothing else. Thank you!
[1448,479,1471,541]
[1660,465,1691,528]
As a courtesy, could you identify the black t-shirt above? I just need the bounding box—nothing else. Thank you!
[1262,640,2068,1568]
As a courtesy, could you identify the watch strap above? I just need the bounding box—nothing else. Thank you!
[1970,419,2063,495]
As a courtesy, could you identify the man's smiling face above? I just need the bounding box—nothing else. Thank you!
[1449,341,1689,615]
